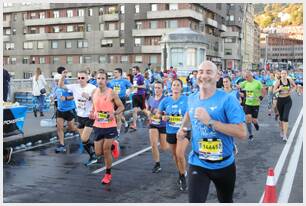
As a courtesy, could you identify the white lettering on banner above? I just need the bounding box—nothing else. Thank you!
[3,117,25,125]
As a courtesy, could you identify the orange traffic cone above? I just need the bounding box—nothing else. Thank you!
[263,167,277,203]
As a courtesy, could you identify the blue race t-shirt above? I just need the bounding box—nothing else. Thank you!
[187,90,245,170]
[108,78,132,98]
[55,87,76,112]
[158,95,188,134]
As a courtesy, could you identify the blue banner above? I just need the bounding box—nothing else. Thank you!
[3,106,27,136]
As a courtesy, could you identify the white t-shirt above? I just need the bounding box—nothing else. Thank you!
[66,84,96,117]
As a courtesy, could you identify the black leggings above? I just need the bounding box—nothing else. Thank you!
[277,96,292,122]
[188,162,236,203]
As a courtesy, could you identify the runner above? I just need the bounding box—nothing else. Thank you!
[90,70,124,184]
[54,67,78,153]
[144,81,169,173]
[273,70,296,141]
[157,79,189,191]
[130,66,146,131]
[295,69,303,96]
[108,68,132,137]
[273,70,281,120]
[58,70,98,166]
[177,61,247,203]
[265,72,276,116]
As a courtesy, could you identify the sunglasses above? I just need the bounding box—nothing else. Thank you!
[78,77,86,80]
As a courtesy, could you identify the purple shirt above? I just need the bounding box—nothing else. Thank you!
[148,95,166,128]
[133,73,145,95]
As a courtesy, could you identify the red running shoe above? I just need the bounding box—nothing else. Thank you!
[101,173,112,184]
[112,140,120,160]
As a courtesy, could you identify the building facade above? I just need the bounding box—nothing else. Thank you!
[253,22,261,69]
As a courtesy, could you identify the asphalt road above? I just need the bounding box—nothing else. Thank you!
[3,92,303,203]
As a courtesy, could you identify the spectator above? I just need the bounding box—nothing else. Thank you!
[88,70,98,87]
[3,69,10,102]
[32,67,48,117]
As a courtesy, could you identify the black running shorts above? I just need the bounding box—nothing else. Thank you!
[57,109,76,121]
[93,127,118,141]
[243,105,260,119]
[132,94,146,110]
[149,125,166,134]
[76,116,94,129]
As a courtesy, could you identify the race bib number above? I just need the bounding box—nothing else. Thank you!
[169,115,182,128]
[198,138,223,161]
[246,91,255,99]
[77,99,86,110]
[97,112,109,123]
[151,115,161,125]
[114,85,121,94]
[280,86,290,94]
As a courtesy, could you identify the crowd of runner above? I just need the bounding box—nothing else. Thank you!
[4,61,303,203]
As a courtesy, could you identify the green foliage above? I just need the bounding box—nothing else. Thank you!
[254,3,303,28]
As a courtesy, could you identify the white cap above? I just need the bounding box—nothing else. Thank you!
[53,73,62,80]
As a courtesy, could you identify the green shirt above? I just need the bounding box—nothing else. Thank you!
[240,79,263,106]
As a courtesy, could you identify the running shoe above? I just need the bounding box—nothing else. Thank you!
[101,173,112,184]
[152,164,162,173]
[111,140,120,160]
[282,136,288,142]
[248,135,254,141]
[280,132,284,138]
[4,147,13,163]
[253,123,259,131]
[178,176,187,191]
[84,155,98,166]
[55,144,66,153]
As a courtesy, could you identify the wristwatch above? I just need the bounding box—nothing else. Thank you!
[207,119,215,130]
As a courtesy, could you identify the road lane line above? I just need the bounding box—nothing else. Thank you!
[278,126,303,203]
[92,144,158,174]
[259,108,303,202]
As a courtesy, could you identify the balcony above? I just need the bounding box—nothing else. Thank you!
[147,9,203,21]
[206,18,218,28]
[3,20,10,27]
[24,16,85,26]
[25,32,84,40]
[141,45,161,53]
[221,31,240,38]
[132,28,176,37]
[99,13,119,22]
[103,30,119,38]
[220,24,227,32]
[3,35,10,42]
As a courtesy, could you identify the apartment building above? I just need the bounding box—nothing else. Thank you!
[3,3,230,78]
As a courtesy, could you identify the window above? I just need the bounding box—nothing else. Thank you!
[51,41,58,49]
[229,15,234,21]
[100,24,104,31]
[84,56,91,63]
[135,55,142,63]
[24,72,33,79]
[224,38,233,43]
[67,25,74,32]
[135,4,140,13]
[39,57,45,64]
[86,24,92,32]
[88,8,93,16]
[39,27,45,33]
[77,40,88,48]
[67,9,73,17]
[23,27,27,34]
[78,9,84,17]
[186,48,196,66]
[12,28,16,35]
[37,41,44,49]
[99,55,108,63]
[79,56,83,64]
[39,12,45,19]
[136,21,142,29]
[53,11,59,18]
[22,57,29,64]
[169,20,177,28]
[169,4,178,10]
[99,7,104,15]
[65,40,72,48]
[53,56,60,64]
[151,4,157,11]
[4,29,11,35]
[5,43,15,50]
[121,55,128,63]
[53,26,60,33]
[11,57,17,64]
[217,3,222,10]
[30,12,36,18]
[120,5,125,14]
[120,22,124,30]
[150,55,158,64]
[225,49,232,55]
[120,39,125,47]
[171,48,184,67]
[30,27,37,34]
[101,39,113,47]
[23,42,33,50]
[109,23,116,30]
[150,21,157,29]
[67,56,73,64]
[108,6,117,14]
[134,38,141,46]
